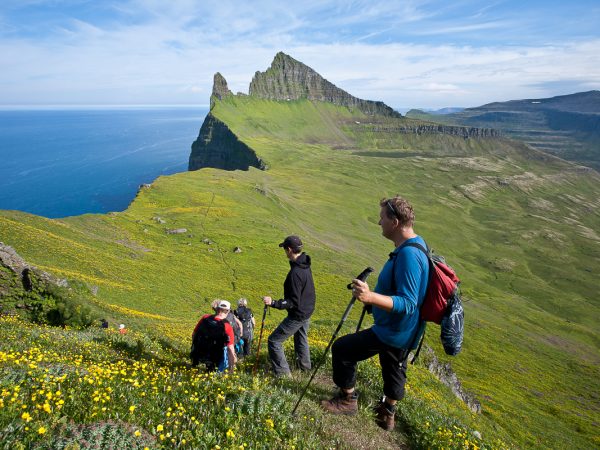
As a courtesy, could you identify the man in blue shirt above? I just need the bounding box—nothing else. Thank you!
[321,197,429,431]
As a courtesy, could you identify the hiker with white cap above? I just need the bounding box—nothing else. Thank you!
[190,300,237,373]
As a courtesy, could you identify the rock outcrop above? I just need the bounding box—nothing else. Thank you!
[420,346,482,414]
[249,52,401,118]
[210,72,232,109]
[362,123,501,139]
[1,242,68,292]
[188,113,267,171]
[212,72,231,100]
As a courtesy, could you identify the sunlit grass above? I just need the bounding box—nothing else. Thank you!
[1,96,598,448]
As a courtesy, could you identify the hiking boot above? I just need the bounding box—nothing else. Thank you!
[373,401,396,431]
[320,390,358,415]
[273,371,292,379]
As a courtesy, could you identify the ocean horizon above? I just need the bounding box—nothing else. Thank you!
[0,106,209,218]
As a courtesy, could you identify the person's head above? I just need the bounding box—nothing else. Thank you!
[237,298,248,307]
[278,235,303,259]
[378,196,415,240]
[215,299,231,315]
[119,324,125,330]
[211,299,220,312]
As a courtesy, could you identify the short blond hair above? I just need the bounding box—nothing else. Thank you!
[238,298,248,307]
[380,196,415,227]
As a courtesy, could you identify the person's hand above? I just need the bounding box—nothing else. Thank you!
[352,279,371,304]
[262,296,272,306]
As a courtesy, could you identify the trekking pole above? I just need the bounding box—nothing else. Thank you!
[252,304,269,376]
[291,266,374,416]
[355,305,368,333]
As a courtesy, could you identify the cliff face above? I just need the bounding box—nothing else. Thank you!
[367,123,501,138]
[188,113,266,171]
[249,52,401,118]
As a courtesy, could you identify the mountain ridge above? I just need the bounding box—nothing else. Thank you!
[249,52,401,118]
[406,90,600,170]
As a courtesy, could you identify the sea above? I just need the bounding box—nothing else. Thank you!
[0,106,208,218]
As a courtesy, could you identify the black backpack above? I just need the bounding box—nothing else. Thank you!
[190,315,228,367]
[235,306,254,339]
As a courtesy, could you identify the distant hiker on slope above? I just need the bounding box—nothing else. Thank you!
[321,197,429,431]
[263,235,316,377]
[234,298,255,357]
[191,300,237,373]
[211,299,244,356]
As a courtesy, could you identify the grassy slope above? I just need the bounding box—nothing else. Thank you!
[1,96,599,448]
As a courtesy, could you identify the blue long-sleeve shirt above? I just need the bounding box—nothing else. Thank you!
[371,236,429,349]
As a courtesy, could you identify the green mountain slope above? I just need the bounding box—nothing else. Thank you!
[406,91,600,170]
[2,59,600,449]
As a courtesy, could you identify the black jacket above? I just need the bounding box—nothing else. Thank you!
[271,253,315,321]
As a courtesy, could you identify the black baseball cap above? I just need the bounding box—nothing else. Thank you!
[278,235,303,249]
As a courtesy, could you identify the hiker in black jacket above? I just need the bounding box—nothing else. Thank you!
[263,235,316,377]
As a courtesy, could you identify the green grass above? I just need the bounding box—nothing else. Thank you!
[0,315,505,450]
[1,95,599,449]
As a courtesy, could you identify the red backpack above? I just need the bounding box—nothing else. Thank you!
[405,243,460,324]
[400,242,464,358]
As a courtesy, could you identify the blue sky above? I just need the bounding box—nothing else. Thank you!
[1,0,599,109]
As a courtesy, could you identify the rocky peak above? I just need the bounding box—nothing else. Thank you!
[249,52,401,118]
[212,72,232,101]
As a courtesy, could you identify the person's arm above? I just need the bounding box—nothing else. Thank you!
[270,272,302,310]
[353,249,425,314]
[227,344,237,373]
[352,279,394,312]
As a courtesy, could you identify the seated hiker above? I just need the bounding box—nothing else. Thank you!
[191,300,237,373]
[118,323,127,334]
[234,298,255,357]
[212,299,245,356]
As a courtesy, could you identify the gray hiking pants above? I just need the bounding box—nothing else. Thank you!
[267,316,311,375]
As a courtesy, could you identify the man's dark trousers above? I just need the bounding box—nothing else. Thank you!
[268,317,311,375]
[331,328,409,401]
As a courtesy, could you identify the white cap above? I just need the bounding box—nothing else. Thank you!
[218,300,231,310]
[119,324,125,329]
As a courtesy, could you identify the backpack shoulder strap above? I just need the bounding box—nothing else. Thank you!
[403,241,430,258]
[391,241,430,363]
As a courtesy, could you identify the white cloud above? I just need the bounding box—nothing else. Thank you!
[0,1,599,108]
